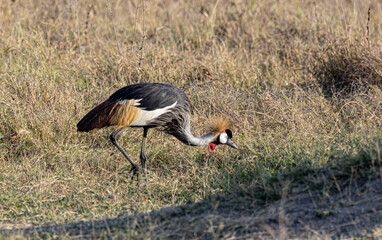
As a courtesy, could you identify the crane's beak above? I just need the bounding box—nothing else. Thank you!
[226,138,238,149]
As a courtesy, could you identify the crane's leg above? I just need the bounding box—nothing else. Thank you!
[140,127,148,174]
[110,128,140,182]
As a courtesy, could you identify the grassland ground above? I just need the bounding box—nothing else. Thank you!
[2,141,382,239]
[0,0,382,238]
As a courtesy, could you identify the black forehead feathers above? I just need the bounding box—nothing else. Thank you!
[225,129,233,138]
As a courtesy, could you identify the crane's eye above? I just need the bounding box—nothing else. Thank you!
[219,133,228,144]
[225,129,233,138]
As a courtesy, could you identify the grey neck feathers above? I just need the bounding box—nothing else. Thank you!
[175,131,217,146]
[171,116,217,146]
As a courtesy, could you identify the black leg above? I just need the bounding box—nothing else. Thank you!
[110,128,140,182]
[140,127,148,173]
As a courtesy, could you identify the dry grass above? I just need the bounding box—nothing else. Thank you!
[0,0,382,238]
[3,139,382,239]
[312,40,382,97]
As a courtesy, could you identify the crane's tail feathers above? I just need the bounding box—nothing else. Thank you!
[77,100,118,132]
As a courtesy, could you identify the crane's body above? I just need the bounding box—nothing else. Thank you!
[77,83,237,181]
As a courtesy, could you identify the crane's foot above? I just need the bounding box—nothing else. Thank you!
[129,166,141,184]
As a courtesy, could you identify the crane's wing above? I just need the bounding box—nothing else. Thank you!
[109,83,184,110]
[77,83,190,132]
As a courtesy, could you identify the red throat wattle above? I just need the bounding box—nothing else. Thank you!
[208,142,216,152]
[209,130,226,152]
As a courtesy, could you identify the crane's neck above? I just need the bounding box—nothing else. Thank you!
[171,117,217,146]
[175,131,217,146]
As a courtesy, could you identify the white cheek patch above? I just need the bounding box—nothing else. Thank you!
[219,133,228,144]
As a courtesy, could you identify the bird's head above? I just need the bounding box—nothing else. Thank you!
[208,129,238,152]
[207,116,238,152]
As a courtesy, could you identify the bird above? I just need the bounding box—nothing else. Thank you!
[77,83,238,181]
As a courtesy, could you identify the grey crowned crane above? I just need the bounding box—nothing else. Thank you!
[77,83,238,181]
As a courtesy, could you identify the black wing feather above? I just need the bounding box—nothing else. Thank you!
[109,83,187,111]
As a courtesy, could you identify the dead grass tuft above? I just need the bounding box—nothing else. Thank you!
[312,39,382,98]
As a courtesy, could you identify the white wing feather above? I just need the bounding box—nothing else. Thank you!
[131,101,177,126]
